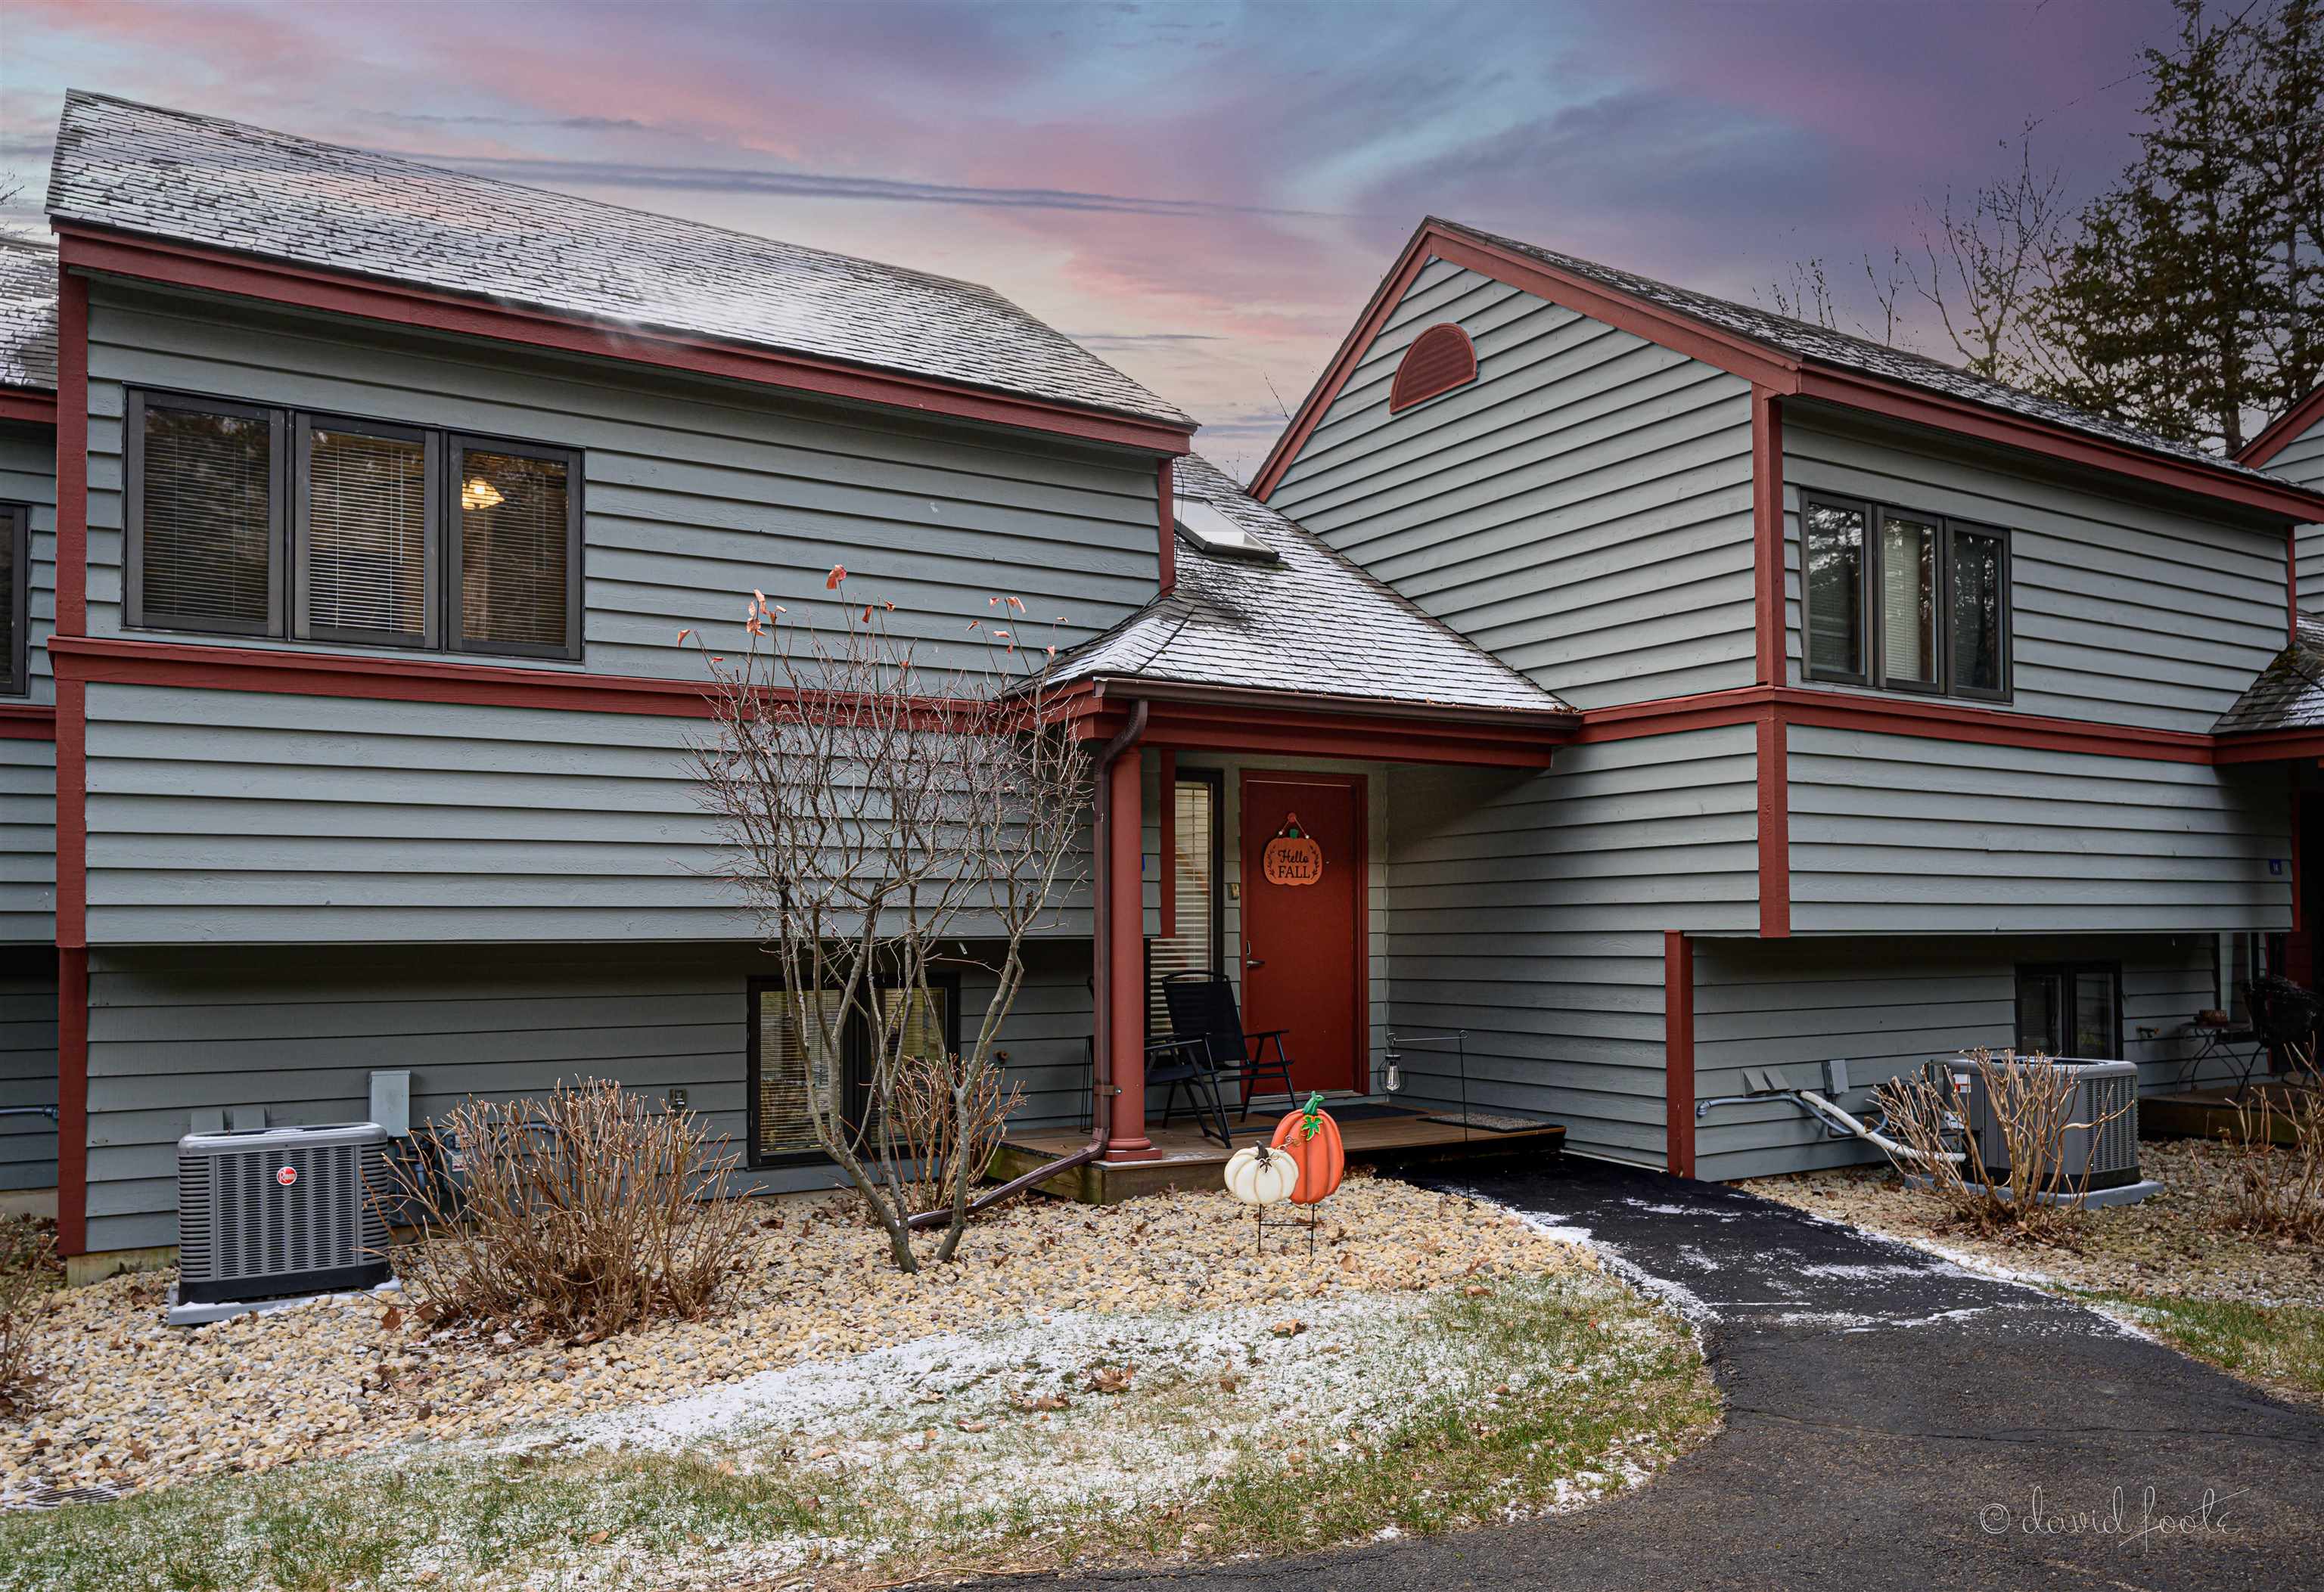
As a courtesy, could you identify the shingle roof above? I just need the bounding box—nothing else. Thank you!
[45,91,1191,430]
[0,237,58,393]
[1437,217,2288,487]
[2214,618,2324,735]
[1046,456,1574,718]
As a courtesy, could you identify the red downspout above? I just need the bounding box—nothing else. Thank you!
[908,698,1148,1228]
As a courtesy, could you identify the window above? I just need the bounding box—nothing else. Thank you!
[127,388,579,660]
[2015,963,2120,1059]
[1388,323,1478,413]
[0,502,26,696]
[1802,492,2010,700]
[1148,769,1224,1038]
[747,974,961,1168]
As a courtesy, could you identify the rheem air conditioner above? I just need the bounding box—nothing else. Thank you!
[1958,1057,2142,1192]
[172,1123,391,1320]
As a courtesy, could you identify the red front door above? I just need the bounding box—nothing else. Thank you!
[1239,773,1365,1094]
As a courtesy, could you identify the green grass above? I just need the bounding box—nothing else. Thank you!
[0,1277,1720,1592]
[2081,1291,2324,1406]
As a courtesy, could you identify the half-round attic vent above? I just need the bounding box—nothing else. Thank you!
[1388,323,1477,413]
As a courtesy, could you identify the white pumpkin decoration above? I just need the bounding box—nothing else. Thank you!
[1223,1145,1300,1206]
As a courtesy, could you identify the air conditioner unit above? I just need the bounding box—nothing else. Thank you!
[176,1122,391,1308]
[1959,1057,2141,1191]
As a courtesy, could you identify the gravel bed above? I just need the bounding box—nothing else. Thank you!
[2,1173,1580,1504]
[1743,1137,2324,1305]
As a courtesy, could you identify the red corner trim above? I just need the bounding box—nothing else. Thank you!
[2241,381,2324,468]
[1664,931,1695,1178]
[1753,387,1785,686]
[57,945,88,1256]
[56,272,87,639]
[1157,457,1176,595]
[1757,707,1790,939]
[2292,525,2301,646]
[57,226,1194,457]
[0,389,54,426]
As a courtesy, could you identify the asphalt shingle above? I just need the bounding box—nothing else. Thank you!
[1047,455,1573,718]
[2214,617,2324,735]
[1440,217,2288,487]
[45,92,1190,430]
[0,237,58,393]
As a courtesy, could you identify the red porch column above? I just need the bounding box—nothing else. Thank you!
[1104,748,1160,1160]
[1664,931,1696,1179]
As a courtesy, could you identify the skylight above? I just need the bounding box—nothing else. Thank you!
[1176,497,1281,563]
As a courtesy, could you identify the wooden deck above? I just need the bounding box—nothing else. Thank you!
[2140,1085,2310,1147]
[990,1107,1566,1205]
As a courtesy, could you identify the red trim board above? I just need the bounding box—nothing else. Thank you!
[1103,750,1157,1160]
[0,390,54,427]
[1251,220,2324,526]
[2241,381,2324,469]
[56,946,88,1256]
[1757,708,1790,939]
[0,705,55,740]
[1752,387,1785,687]
[55,273,87,639]
[1156,458,1176,595]
[1664,932,1695,1178]
[59,228,1194,458]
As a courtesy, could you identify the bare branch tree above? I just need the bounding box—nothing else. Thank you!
[1903,135,2077,386]
[690,573,1089,1271]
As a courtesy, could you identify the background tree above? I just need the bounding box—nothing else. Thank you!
[692,576,1089,1271]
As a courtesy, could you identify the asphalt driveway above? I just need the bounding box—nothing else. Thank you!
[968,1159,2324,1592]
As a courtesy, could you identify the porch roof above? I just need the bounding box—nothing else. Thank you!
[1046,455,1574,723]
[2214,618,2324,737]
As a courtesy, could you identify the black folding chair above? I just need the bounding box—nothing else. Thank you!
[1161,970,1298,1122]
[1148,1034,1233,1146]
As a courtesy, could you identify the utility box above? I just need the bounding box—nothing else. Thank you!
[174,1122,391,1314]
[1961,1057,2141,1191]
[368,1070,412,1138]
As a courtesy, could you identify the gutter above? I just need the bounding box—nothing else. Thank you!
[1087,675,1578,730]
[906,697,1148,1231]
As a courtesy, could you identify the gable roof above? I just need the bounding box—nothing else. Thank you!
[1254,218,2324,521]
[2214,616,2324,735]
[0,237,58,393]
[1045,455,1573,720]
[2242,379,2324,470]
[45,91,1191,434]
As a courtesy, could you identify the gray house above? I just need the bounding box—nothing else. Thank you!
[13,98,2324,1271]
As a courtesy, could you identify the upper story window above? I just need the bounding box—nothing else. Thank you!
[126,389,582,661]
[0,501,26,696]
[1803,492,2009,701]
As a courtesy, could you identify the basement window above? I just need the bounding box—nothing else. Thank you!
[1802,492,2010,701]
[127,386,583,661]
[1176,497,1280,563]
[747,976,959,1168]
[2015,963,2120,1059]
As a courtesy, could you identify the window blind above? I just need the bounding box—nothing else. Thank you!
[458,449,570,652]
[1878,513,1938,686]
[305,427,428,640]
[756,985,849,1160]
[142,405,273,627]
[1148,779,1219,1038]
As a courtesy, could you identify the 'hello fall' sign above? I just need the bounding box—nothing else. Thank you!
[1261,815,1324,886]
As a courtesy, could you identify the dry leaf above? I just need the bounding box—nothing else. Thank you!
[1269,1320,1306,1337]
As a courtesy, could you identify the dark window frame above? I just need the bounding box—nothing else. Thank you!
[124,389,287,639]
[293,411,441,650]
[0,501,27,697]
[2014,960,2122,1059]
[123,386,583,662]
[744,970,965,1172]
[1800,490,2013,703]
[446,433,586,663]
[1147,765,1227,1041]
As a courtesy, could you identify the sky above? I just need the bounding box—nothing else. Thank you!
[0,0,2185,477]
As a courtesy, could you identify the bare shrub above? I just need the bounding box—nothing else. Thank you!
[0,1214,59,1413]
[1873,1049,2127,1241]
[2224,1057,2324,1241]
[889,1047,1023,1218]
[384,1079,757,1340]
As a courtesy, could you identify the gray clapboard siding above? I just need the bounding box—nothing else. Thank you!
[82,939,1097,1252]
[0,736,54,943]
[1782,408,2284,732]
[1788,725,2289,934]
[0,952,57,1191]
[1383,727,1757,1168]
[2262,411,2324,615]
[0,419,57,710]
[1693,933,2224,1181]
[1268,259,1757,709]
[82,282,1159,678]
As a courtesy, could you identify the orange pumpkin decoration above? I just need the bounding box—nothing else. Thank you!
[1269,1093,1345,1205]
[1261,815,1324,887]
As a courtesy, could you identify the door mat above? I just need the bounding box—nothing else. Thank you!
[1421,1112,1557,1134]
